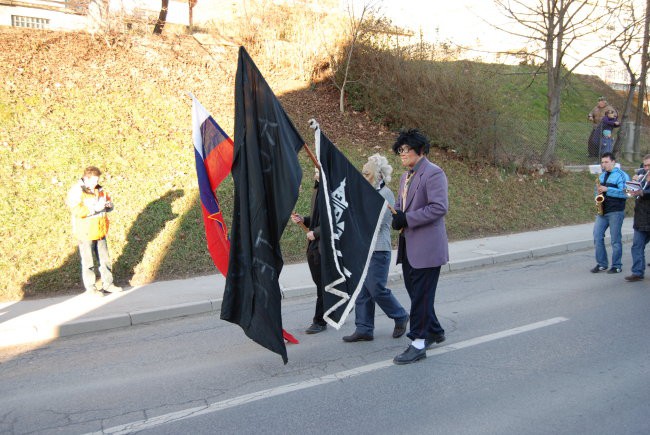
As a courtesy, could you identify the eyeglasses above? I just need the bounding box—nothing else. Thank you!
[397,146,412,155]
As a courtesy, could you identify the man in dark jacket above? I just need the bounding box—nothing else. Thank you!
[625,155,650,282]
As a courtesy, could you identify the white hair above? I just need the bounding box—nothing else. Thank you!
[366,153,392,187]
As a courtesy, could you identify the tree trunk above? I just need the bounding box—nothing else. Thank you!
[188,0,197,33]
[616,79,637,160]
[543,89,561,164]
[153,0,169,35]
[633,0,650,160]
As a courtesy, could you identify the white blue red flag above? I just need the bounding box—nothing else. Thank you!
[191,94,233,276]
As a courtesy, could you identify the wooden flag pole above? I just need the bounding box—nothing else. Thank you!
[296,219,309,232]
[302,143,319,168]
[291,212,310,233]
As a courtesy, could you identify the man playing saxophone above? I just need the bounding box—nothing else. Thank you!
[624,155,650,282]
[591,152,630,274]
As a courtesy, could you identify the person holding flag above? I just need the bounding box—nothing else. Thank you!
[391,129,449,365]
[341,154,409,342]
[291,168,327,334]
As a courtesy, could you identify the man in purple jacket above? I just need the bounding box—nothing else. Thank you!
[391,129,449,365]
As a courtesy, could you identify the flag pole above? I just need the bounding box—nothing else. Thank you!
[302,143,319,168]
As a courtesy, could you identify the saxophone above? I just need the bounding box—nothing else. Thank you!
[595,176,604,216]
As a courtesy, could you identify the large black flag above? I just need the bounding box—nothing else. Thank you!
[220,47,304,364]
[315,125,387,328]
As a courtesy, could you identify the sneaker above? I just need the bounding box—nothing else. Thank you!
[85,289,107,297]
[590,265,607,273]
[607,267,622,274]
[625,274,643,282]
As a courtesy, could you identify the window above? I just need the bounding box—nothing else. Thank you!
[12,16,50,29]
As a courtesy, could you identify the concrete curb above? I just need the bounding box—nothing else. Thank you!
[1,235,629,347]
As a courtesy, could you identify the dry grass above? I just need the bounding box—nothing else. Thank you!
[0,23,611,301]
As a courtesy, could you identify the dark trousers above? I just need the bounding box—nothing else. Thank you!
[402,251,444,340]
[307,248,325,325]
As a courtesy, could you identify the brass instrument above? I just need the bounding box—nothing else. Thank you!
[625,169,647,197]
[595,176,604,216]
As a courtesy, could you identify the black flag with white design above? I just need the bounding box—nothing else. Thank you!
[220,47,303,364]
[315,127,387,328]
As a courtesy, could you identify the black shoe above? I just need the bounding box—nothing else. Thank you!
[392,316,409,338]
[342,332,373,342]
[590,265,607,273]
[425,333,446,349]
[625,274,643,282]
[393,345,426,365]
[607,267,622,274]
[305,323,327,334]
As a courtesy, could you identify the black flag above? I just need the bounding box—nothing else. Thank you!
[221,47,304,364]
[315,126,387,328]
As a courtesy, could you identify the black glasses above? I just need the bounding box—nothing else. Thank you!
[397,146,412,155]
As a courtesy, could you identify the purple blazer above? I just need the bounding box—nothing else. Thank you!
[395,158,449,268]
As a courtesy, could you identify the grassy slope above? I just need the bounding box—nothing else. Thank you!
[0,29,617,301]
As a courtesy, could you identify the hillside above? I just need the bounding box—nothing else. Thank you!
[0,28,605,301]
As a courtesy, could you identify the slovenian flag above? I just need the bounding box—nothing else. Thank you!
[191,94,233,276]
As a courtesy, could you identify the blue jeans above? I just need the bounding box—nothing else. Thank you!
[631,229,650,277]
[593,211,625,269]
[354,251,408,336]
[79,238,114,291]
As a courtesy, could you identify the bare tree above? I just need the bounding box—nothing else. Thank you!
[189,0,198,33]
[633,0,650,159]
[494,0,636,165]
[612,3,645,159]
[153,0,169,35]
[331,1,379,113]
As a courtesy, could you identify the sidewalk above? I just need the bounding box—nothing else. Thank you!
[0,219,634,348]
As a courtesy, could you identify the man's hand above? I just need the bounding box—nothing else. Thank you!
[392,210,408,230]
[291,212,303,224]
[307,231,316,241]
[94,197,107,212]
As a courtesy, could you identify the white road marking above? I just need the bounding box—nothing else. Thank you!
[89,317,569,435]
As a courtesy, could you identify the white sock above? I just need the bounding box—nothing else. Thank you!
[411,339,425,350]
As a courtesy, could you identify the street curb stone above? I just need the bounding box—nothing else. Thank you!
[130,300,213,325]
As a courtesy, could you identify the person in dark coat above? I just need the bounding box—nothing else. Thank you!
[625,155,650,282]
[587,97,616,158]
[292,168,327,333]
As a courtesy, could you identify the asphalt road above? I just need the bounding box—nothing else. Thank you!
[1,249,649,435]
